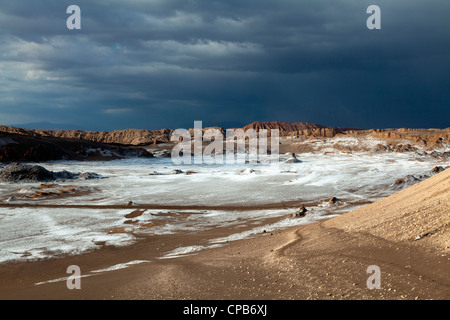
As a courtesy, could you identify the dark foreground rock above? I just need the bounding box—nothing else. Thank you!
[393,166,448,187]
[0,163,105,183]
[284,153,302,163]
[292,205,308,218]
[328,197,341,204]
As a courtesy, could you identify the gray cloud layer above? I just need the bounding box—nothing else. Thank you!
[0,0,449,130]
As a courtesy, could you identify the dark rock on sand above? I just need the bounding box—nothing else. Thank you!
[292,205,308,218]
[0,163,56,182]
[0,163,104,183]
[329,197,340,204]
[6,196,18,202]
[125,201,142,207]
[431,166,445,174]
[78,172,104,180]
[394,175,422,187]
[285,153,302,163]
[395,167,447,187]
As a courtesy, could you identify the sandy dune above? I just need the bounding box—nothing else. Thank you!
[324,167,450,253]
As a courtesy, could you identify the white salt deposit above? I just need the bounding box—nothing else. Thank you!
[0,151,448,263]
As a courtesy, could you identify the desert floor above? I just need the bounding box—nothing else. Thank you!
[0,169,448,300]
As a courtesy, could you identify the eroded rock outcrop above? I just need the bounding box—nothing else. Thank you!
[0,163,105,183]
[1,122,449,162]
[0,126,172,146]
[393,166,449,188]
[0,131,153,162]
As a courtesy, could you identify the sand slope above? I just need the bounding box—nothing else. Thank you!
[324,168,450,253]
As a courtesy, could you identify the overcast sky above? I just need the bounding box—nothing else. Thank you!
[0,0,449,130]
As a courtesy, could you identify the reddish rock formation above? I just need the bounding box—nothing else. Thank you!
[0,125,173,146]
[1,121,449,162]
[241,121,363,138]
[242,121,327,132]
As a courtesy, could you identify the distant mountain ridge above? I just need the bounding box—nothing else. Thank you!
[0,121,346,146]
[8,122,87,131]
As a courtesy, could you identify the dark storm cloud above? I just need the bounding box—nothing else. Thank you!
[0,0,449,130]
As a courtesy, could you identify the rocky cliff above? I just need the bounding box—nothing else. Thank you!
[240,121,450,150]
[0,125,173,146]
[1,122,449,162]
[242,121,327,132]
[241,121,364,138]
[0,130,153,162]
